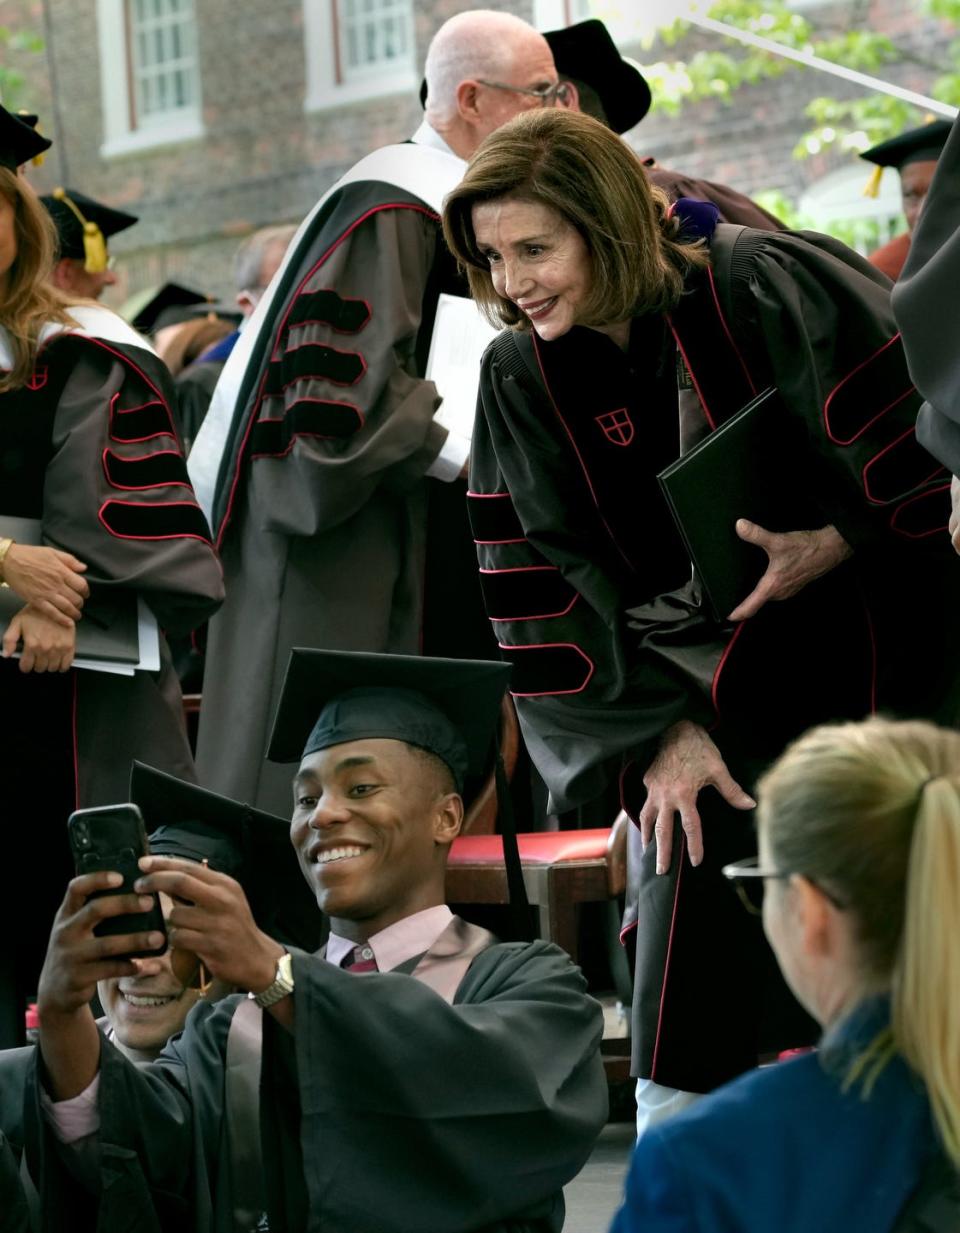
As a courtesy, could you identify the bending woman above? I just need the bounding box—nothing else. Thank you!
[442,109,959,1111]
[0,108,223,1044]
[613,715,960,1231]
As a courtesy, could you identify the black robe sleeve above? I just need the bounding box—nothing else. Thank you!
[893,117,960,475]
[40,331,224,637]
[223,192,449,541]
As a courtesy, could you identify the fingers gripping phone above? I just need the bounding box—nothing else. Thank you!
[67,803,167,958]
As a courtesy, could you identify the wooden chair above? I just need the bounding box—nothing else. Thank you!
[446,697,629,964]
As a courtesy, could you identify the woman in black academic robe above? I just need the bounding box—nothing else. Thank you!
[442,109,960,1102]
[0,114,223,1045]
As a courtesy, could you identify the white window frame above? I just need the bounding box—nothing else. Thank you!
[533,0,637,40]
[97,0,204,158]
[303,0,417,112]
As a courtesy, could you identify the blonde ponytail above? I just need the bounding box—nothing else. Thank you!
[894,776,960,1166]
[758,716,960,1167]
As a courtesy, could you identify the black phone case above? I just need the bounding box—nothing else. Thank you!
[67,803,167,958]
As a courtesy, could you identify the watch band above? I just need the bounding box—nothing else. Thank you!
[249,951,294,1008]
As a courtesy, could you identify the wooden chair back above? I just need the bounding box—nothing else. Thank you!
[461,695,520,835]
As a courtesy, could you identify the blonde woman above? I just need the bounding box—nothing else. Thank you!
[611,715,960,1231]
[0,106,223,1045]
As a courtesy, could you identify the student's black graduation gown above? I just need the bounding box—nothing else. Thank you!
[25,933,606,1233]
[469,213,960,1092]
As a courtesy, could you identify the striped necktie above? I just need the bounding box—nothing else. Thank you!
[341,944,378,973]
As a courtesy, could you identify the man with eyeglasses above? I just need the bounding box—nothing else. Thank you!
[188,10,562,815]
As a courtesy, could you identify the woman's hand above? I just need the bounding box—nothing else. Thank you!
[2,543,89,624]
[727,521,852,622]
[640,721,755,874]
[949,476,960,555]
[2,604,77,672]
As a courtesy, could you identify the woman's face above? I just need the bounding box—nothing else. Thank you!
[471,197,591,341]
[0,191,17,293]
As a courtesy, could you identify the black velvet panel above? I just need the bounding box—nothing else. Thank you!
[288,289,371,333]
[100,499,211,541]
[862,431,947,503]
[823,342,917,445]
[479,567,577,621]
[103,449,190,491]
[890,486,951,537]
[265,343,365,395]
[109,401,176,444]
[250,401,364,456]
[499,642,594,696]
[467,492,525,543]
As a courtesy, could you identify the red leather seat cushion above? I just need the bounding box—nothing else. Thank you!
[448,828,611,867]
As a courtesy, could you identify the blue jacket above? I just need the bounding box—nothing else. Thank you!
[611,999,938,1233]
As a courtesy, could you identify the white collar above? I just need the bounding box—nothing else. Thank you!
[411,120,457,159]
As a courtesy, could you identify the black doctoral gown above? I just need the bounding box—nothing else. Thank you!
[0,306,223,1048]
[25,928,607,1233]
[470,210,960,1091]
[194,161,496,817]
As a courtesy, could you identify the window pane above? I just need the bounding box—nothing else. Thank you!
[130,0,200,122]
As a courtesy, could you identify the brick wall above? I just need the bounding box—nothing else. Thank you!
[1,0,951,304]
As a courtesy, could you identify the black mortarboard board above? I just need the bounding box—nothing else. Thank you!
[41,188,138,271]
[130,282,210,334]
[129,762,323,953]
[546,19,652,135]
[861,119,952,171]
[267,650,511,796]
[0,104,51,171]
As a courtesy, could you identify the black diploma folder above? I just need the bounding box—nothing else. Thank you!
[658,388,808,623]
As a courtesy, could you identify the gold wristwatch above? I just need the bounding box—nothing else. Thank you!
[250,952,294,1008]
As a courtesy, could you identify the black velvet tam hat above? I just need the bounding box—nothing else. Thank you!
[130,762,323,952]
[40,188,138,264]
[545,19,652,135]
[861,118,953,170]
[267,649,511,794]
[129,282,209,334]
[0,104,51,171]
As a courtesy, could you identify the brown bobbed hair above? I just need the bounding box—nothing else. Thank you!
[442,108,709,332]
[0,167,76,392]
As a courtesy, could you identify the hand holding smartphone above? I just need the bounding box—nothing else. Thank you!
[67,803,167,958]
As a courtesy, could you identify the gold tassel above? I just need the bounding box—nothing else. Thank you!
[52,186,109,272]
[863,165,884,199]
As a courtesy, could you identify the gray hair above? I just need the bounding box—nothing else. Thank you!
[233,224,297,294]
[424,10,542,124]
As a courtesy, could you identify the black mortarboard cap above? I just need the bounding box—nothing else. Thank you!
[130,282,210,334]
[860,119,953,170]
[267,650,511,795]
[129,761,323,953]
[0,104,51,171]
[545,19,652,135]
[40,188,138,264]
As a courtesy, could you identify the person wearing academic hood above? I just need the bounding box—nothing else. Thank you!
[32,650,607,1233]
[0,101,223,1050]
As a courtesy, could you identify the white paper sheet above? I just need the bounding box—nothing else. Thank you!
[426,294,500,442]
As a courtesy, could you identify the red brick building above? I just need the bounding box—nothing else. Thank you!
[0,0,950,302]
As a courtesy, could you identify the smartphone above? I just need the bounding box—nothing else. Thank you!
[67,803,167,958]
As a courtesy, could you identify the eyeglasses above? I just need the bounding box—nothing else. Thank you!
[477,79,573,108]
[721,857,849,916]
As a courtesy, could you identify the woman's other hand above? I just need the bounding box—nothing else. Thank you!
[727,521,852,622]
[2,604,77,672]
[2,543,89,624]
[640,720,755,874]
[949,476,960,555]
